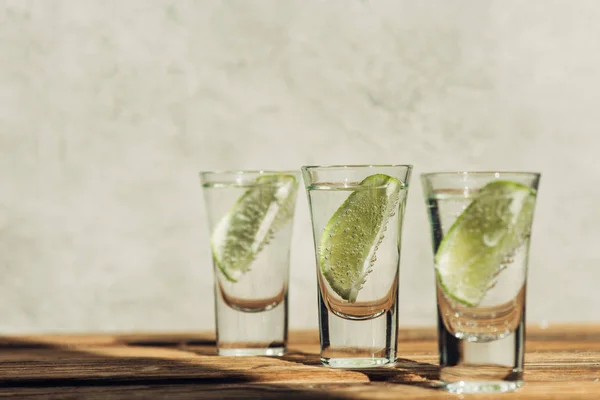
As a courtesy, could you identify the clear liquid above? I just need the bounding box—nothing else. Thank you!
[204,181,292,312]
[307,181,407,367]
[307,182,407,320]
[427,189,528,391]
[203,181,296,354]
[427,189,528,341]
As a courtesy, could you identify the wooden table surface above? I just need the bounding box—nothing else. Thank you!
[0,324,599,399]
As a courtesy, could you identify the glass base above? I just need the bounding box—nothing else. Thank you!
[445,380,523,394]
[322,357,395,369]
[218,347,285,356]
[317,289,398,370]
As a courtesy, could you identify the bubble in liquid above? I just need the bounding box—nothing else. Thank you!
[483,230,505,247]
[496,206,510,220]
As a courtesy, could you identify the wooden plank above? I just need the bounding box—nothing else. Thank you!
[1,324,594,348]
[0,382,599,400]
[0,345,367,385]
[0,325,599,398]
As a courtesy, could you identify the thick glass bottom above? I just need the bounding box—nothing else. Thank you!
[215,285,288,358]
[322,357,394,369]
[218,346,285,356]
[437,302,525,393]
[445,380,523,394]
[318,289,398,369]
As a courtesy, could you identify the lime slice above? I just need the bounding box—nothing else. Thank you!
[435,180,536,306]
[211,174,297,282]
[319,174,403,302]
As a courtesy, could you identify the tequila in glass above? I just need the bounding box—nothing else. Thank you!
[201,170,299,356]
[303,165,412,368]
[422,172,540,393]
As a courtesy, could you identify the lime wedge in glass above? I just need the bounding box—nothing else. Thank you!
[435,180,536,307]
[211,174,297,282]
[319,174,402,303]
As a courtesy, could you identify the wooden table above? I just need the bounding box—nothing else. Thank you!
[0,325,599,399]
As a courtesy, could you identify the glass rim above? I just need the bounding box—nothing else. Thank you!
[421,171,540,178]
[302,164,413,171]
[200,169,300,177]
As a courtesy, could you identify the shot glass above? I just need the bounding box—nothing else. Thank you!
[421,172,540,393]
[200,170,300,356]
[302,165,412,368]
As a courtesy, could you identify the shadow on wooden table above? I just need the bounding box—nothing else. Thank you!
[283,351,443,389]
[121,336,217,349]
[0,384,349,400]
[366,358,442,388]
[0,335,248,385]
[0,336,350,399]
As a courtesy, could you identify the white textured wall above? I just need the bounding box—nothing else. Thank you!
[0,0,598,333]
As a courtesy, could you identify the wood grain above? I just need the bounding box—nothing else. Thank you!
[0,325,598,399]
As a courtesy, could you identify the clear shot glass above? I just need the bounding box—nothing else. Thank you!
[201,170,300,356]
[421,172,541,393]
[302,165,412,368]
